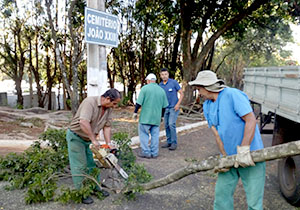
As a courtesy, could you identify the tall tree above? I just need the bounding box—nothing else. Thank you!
[0,1,28,107]
[213,20,294,89]
[179,0,276,104]
[45,0,85,114]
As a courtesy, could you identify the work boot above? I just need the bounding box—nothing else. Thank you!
[169,144,177,150]
[161,143,171,148]
[138,152,151,159]
[99,189,110,197]
[151,154,158,159]
[82,196,94,204]
[93,188,110,197]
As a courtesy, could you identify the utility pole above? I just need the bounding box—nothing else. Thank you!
[87,0,108,97]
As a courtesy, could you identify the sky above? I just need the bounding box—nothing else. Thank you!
[286,23,300,63]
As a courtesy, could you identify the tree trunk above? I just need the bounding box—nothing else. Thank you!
[170,25,181,78]
[71,64,79,114]
[45,0,72,101]
[63,82,68,110]
[46,48,52,110]
[57,78,61,110]
[15,75,23,108]
[107,61,114,88]
[140,0,149,86]
[128,55,136,103]
[204,44,215,70]
[34,26,44,108]
[16,26,25,108]
[179,0,270,105]
[126,140,300,192]
[53,44,58,110]
[181,60,196,105]
[28,38,33,108]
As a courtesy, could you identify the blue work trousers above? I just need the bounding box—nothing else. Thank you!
[164,108,179,145]
[138,123,160,157]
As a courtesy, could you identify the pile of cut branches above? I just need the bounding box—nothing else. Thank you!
[0,129,151,204]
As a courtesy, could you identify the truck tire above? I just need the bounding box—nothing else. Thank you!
[278,155,300,206]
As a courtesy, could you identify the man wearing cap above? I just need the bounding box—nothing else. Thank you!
[67,88,121,204]
[159,68,184,150]
[132,73,169,158]
[189,70,265,210]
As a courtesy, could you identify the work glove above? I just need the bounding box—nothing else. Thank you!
[234,145,255,168]
[132,113,138,120]
[214,156,230,173]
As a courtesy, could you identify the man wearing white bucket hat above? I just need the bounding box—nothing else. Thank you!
[189,70,265,210]
[133,73,168,158]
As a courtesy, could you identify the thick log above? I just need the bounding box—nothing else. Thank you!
[139,140,300,191]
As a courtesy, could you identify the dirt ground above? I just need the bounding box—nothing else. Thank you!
[0,106,298,209]
[0,106,199,143]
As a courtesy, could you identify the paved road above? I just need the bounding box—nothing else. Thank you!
[0,125,297,210]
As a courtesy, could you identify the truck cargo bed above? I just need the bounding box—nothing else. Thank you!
[244,66,300,123]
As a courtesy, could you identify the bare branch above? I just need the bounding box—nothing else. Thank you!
[124,140,300,192]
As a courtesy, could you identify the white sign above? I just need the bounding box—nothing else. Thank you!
[85,7,119,47]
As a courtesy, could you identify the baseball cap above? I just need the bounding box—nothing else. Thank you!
[145,73,157,81]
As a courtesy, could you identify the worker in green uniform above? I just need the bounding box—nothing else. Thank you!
[133,73,169,158]
[66,88,121,204]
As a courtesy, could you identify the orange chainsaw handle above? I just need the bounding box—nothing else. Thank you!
[100,144,111,149]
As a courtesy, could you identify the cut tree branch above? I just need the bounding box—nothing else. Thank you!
[126,140,300,192]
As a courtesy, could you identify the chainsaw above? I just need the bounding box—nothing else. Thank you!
[90,144,129,179]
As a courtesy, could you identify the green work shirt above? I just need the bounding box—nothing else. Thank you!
[137,83,168,126]
[69,96,112,141]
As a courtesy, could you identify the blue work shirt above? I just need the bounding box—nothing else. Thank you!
[159,78,181,108]
[203,87,264,156]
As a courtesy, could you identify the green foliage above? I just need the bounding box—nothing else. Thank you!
[0,129,153,204]
[16,103,23,110]
[121,92,133,106]
[55,168,103,204]
[112,132,152,199]
[113,132,136,169]
[0,128,100,204]
[25,171,57,204]
[212,15,296,89]
[39,128,68,152]
[56,187,90,204]
[0,129,69,203]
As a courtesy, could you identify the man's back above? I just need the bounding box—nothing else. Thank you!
[137,83,168,126]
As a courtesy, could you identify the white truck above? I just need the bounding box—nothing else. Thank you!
[243,66,300,206]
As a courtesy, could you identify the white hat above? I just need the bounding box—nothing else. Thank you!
[145,73,157,81]
[188,70,224,86]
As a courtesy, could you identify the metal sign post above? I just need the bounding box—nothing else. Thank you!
[85,1,118,97]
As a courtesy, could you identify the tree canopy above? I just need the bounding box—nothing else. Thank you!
[0,0,299,110]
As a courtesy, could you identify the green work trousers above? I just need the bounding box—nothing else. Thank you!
[214,162,266,210]
[66,129,99,189]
